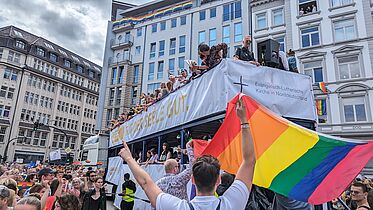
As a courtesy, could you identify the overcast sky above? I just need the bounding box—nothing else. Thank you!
[0,0,152,66]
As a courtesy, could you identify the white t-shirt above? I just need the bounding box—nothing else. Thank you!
[156,180,250,210]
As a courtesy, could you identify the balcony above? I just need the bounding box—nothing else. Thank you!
[108,54,132,66]
[112,22,134,33]
[110,35,133,50]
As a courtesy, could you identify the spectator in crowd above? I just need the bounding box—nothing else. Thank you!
[312,4,317,13]
[28,184,45,200]
[216,172,235,196]
[54,194,81,210]
[38,168,55,185]
[121,173,136,210]
[148,149,159,165]
[299,7,304,16]
[287,49,298,73]
[234,35,260,66]
[160,83,169,98]
[174,145,187,163]
[166,81,173,93]
[0,178,17,207]
[82,176,106,210]
[15,196,41,210]
[118,97,256,209]
[68,177,83,200]
[156,141,195,200]
[86,171,97,190]
[42,178,62,210]
[351,182,371,210]
[208,43,228,69]
[169,75,180,91]
[158,143,172,162]
[0,185,11,210]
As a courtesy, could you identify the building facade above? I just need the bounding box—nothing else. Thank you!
[0,26,101,163]
[251,0,373,141]
[97,0,250,131]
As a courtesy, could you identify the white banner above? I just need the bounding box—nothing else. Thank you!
[110,59,316,147]
[49,149,61,161]
[105,157,123,185]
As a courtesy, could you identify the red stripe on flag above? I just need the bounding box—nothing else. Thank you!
[308,141,373,204]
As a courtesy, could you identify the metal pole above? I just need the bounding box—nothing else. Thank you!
[337,197,350,210]
[180,130,185,164]
[157,136,161,156]
[3,137,27,162]
[142,141,146,162]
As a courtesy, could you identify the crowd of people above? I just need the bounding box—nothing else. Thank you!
[108,35,298,131]
[0,163,108,210]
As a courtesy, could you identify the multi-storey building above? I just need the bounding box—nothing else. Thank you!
[0,26,101,163]
[250,0,373,170]
[97,0,250,131]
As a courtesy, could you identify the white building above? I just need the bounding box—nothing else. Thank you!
[97,0,251,131]
[251,0,373,144]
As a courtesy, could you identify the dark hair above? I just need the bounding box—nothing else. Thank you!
[221,172,234,186]
[162,142,170,152]
[50,179,59,196]
[25,174,36,182]
[86,170,96,177]
[95,176,103,183]
[192,155,221,193]
[55,194,81,210]
[124,173,130,180]
[198,43,210,53]
[352,182,369,193]
[29,183,45,194]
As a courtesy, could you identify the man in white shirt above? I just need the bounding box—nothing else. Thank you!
[119,97,255,210]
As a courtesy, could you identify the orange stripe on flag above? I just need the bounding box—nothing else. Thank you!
[217,132,243,174]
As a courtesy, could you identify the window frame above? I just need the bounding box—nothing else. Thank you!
[272,8,284,26]
[341,95,368,123]
[256,12,267,30]
[300,25,321,48]
[333,18,357,43]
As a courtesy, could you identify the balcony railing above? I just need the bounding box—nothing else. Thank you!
[112,22,134,33]
[110,35,134,50]
[108,54,132,66]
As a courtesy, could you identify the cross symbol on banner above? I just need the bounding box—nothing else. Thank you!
[233,76,248,93]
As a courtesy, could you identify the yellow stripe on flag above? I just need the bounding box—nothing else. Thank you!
[218,132,242,175]
[253,124,319,187]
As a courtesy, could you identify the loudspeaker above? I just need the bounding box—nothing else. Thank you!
[257,39,280,68]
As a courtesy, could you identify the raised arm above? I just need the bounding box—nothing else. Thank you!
[235,97,256,191]
[119,141,162,208]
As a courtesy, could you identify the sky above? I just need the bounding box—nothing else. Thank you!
[0,0,152,65]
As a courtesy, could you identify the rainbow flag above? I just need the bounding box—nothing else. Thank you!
[316,99,326,116]
[202,94,373,204]
[318,82,327,93]
[17,182,33,190]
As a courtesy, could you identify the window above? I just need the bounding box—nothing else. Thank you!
[275,36,285,52]
[77,65,83,73]
[0,126,6,142]
[343,96,367,122]
[301,26,320,48]
[200,10,206,21]
[223,26,230,44]
[0,86,13,99]
[169,58,175,74]
[303,61,323,83]
[150,43,156,59]
[148,63,155,80]
[206,29,216,47]
[298,0,318,15]
[135,46,141,55]
[199,31,206,44]
[133,65,139,83]
[137,28,142,37]
[37,48,45,57]
[157,61,164,79]
[160,21,166,31]
[15,40,25,49]
[178,56,185,69]
[180,16,187,25]
[273,8,284,26]
[334,19,356,42]
[159,40,165,57]
[223,1,242,21]
[50,53,57,62]
[169,38,176,55]
[118,66,124,84]
[0,48,2,59]
[210,8,216,18]
[3,69,17,81]
[171,18,177,28]
[256,13,267,30]
[108,88,114,106]
[338,56,360,80]
[131,87,138,105]
[147,83,160,93]
[179,35,186,53]
[0,105,11,118]
[331,0,352,7]
[234,23,242,43]
[64,59,71,68]
[111,67,117,85]
[116,87,122,105]
[152,24,157,33]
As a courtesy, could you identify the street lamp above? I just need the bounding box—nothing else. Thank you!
[2,136,28,163]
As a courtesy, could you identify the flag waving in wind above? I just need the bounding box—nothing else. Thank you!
[202,94,373,204]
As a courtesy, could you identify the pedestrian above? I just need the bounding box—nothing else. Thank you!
[118,97,255,209]
[14,196,41,210]
[82,176,106,210]
[0,185,12,210]
[54,194,81,210]
[120,173,136,210]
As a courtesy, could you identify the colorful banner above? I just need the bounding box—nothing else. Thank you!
[113,2,193,27]
[110,59,317,147]
[316,99,327,116]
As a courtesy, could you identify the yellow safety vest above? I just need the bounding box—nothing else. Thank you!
[123,187,134,202]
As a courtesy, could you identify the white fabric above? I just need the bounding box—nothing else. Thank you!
[156,180,250,210]
[49,149,61,161]
[106,157,123,184]
[110,59,316,147]
[279,51,289,71]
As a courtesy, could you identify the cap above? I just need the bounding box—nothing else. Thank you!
[0,185,10,198]
[38,168,55,176]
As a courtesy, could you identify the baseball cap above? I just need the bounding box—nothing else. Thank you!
[0,185,10,198]
[38,168,55,176]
